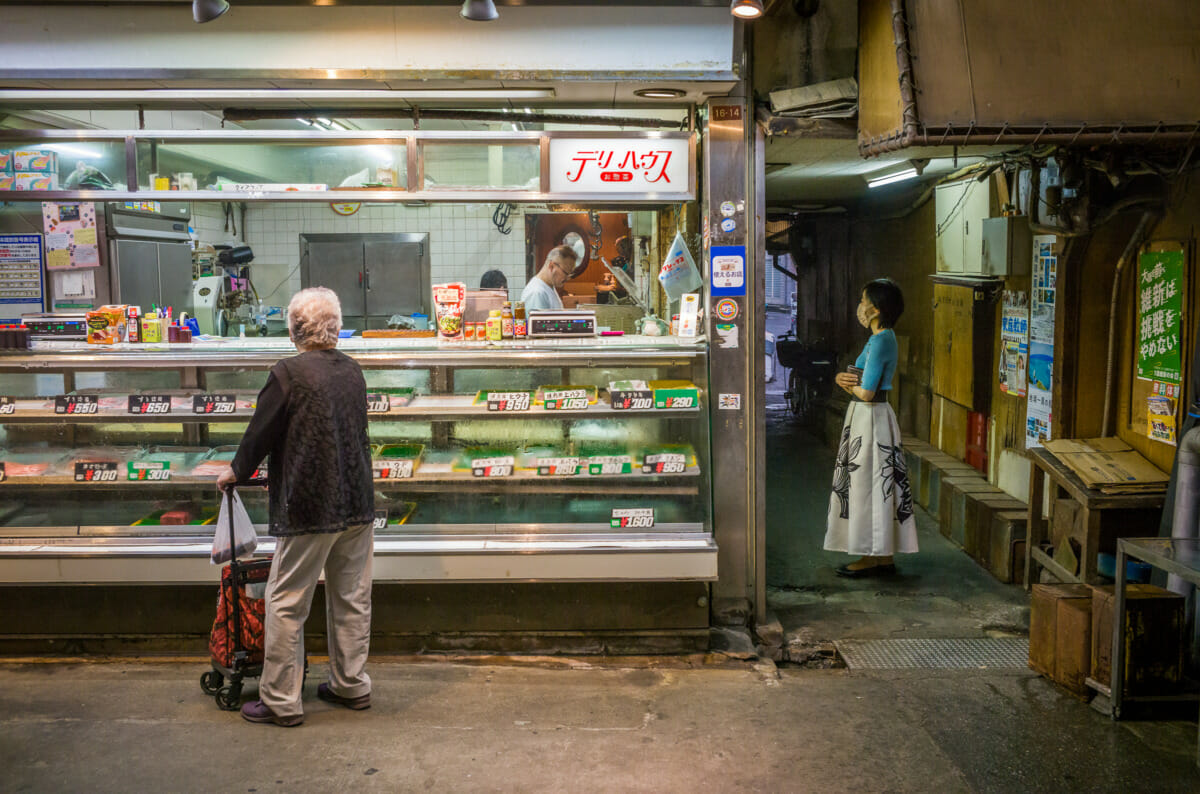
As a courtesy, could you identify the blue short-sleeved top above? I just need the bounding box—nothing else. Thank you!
[855,329,898,393]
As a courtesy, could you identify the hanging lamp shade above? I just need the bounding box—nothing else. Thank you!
[460,0,500,22]
[193,0,230,24]
[730,0,765,19]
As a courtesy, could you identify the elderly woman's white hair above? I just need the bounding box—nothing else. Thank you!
[287,287,342,349]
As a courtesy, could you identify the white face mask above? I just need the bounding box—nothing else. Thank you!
[856,301,875,329]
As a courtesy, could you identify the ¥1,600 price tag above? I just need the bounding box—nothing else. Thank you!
[610,390,654,410]
[366,393,391,414]
[373,459,414,480]
[611,508,655,529]
[193,394,236,414]
[537,457,580,476]
[0,397,15,415]
[472,456,514,477]
[128,461,171,481]
[75,461,118,482]
[642,453,687,475]
[128,395,172,415]
[372,509,389,531]
[486,392,531,412]
[55,395,98,415]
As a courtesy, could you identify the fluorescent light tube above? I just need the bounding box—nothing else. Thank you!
[866,168,918,188]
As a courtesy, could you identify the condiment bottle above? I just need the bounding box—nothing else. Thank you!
[514,301,527,338]
[486,309,503,342]
[501,301,514,339]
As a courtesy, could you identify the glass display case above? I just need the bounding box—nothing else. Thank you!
[0,337,716,584]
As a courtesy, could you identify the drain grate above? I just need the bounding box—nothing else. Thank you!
[834,637,1029,670]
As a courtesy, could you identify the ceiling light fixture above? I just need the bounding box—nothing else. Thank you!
[192,0,230,24]
[0,89,556,104]
[44,143,103,159]
[460,0,499,22]
[730,0,764,19]
[866,167,919,189]
[634,88,687,99]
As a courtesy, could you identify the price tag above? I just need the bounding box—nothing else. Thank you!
[128,395,172,415]
[127,461,171,481]
[486,392,531,412]
[75,461,119,482]
[542,389,590,411]
[642,453,687,474]
[611,508,655,529]
[610,390,654,410]
[588,456,632,476]
[660,396,695,409]
[193,394,237,415]
[366,393,391,414]
[536,457,580,476]
[372,509,389,531]
[472,455,515,477]
[0,397,15,415]
[55,395,98,415]
[373,459,414,480]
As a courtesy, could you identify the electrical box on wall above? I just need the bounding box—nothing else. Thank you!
[935,179,998,275]
[980,216,1032,277]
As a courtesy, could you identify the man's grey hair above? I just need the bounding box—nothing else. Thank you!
[287,287,342,349]
[546,244,579,268]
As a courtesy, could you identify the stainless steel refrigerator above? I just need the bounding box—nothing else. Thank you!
[105,203,194,313]
[300,233,430,330]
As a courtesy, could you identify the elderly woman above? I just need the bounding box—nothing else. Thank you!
[216,287,375,727]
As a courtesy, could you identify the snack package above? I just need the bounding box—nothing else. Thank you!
[432,282,466,340]
[86,305,128,345]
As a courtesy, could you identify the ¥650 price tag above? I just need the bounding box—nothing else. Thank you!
[193,394,236,414]
[611,508,654,529]
[75,461,118,482]
[128,461,171,481]
[472,456,514,477]
[373,459,414,480]
[486,392,531,412]
[56,395,98,415]
[366,393,391,414]
[129,395,172,415]
[642,453,687,474]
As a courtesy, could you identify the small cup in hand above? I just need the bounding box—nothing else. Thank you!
[846,365,863,386]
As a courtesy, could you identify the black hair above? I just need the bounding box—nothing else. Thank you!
[863,278,904,329]
[479,269,508,290]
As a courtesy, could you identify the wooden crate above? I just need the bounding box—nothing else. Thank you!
[1055,597,1093,696]
[1029,583,1092,677]
[988,510,1027,584]
[966,494,1026,565]
[939,477,995,545]
[1090,584,1184,696]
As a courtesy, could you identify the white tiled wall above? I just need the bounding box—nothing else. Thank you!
[190,202,243,247]
[242,203,528,307]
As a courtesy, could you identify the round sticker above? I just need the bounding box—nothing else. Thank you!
[330,202,362,216]
[714,298,739,322]
[720,201,736,217]
[720,217,737,233]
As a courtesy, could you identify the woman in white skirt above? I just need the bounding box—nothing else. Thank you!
[825,279,918,577]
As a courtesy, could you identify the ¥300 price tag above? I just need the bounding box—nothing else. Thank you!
[193,394,236,415]
[373,459,414,480]
[642,453,687,474]
[56,395,98,415]
[75,461,118,482]
[372,509,389,531]
[610,390,653,410]
[0,396,15,415]
[128,395,172,415]
[537,457,580,476]
[472,456,514,477]
[611,508,655,529]
[128,461,171,481]
[486,392,531,412]
[366,393,391,414]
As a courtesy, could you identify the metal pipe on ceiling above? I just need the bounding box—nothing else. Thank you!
[221,107,688,129]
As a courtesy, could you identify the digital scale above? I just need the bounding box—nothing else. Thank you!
[21,312,88,339]
[527,310,597,337]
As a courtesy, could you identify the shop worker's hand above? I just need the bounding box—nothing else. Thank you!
[834,372,858,389]
[216,467,237,493]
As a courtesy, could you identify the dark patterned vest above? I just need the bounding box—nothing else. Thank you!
[268,349,374,536]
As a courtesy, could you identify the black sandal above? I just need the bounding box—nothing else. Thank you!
[835,563,897,578]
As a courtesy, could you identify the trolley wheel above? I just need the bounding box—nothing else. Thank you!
[200,670,223,696]
[216,683,243,711]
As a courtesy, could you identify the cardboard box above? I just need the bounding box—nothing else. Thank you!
[1054,597,1093,696]
[1042,438,1168,494]
[1029,583,1092,678]
[0,150,12,173]
[14,172,59,191]
[1090,584,1184,696]
[0,175,13,191]
[12,149,57,173]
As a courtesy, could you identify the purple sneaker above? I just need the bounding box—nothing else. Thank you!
[240,699,303,727]
[317,682,371,710]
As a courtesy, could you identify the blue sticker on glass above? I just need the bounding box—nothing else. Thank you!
[710,246,745,297]
[719,217,737,233]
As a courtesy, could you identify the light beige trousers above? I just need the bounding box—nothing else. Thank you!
[260,521,373,718]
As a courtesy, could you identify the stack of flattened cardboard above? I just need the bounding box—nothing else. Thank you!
[1042,438,1169,494]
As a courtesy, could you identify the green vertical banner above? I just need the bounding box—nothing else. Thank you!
[1137,249,1184,384]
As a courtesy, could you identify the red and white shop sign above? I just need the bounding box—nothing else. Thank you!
[549,138,690,194]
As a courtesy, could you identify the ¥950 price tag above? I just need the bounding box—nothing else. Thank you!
[128,461,171,481]
[366,393,391,414]
[472,456,514,477]
[193,394,236,415]
[373,459,414,480]
[642,453,687,475]
[0,397,15,415]
[486,392,531,412]
[56,395,98,415]
[611,508,654,529]
[129,395,172,415]
[75,461,118,482]
[610,390,653,410]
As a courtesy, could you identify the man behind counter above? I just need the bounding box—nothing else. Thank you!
[520,244,578,311]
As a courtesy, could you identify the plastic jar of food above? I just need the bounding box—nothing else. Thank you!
[486,309,503,342]
[501,301,514,339]
[514,301,527,338]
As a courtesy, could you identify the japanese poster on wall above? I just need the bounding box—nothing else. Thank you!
[1148,384,1178,446]
[1136,249,1183,384]
[0,234,45,322]
[1026,236,1058,448]
[41,201,100,270]
[999,291,1029,397]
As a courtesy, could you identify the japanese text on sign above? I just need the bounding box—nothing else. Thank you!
[1137,250,1184,384]
[548,138,691,194]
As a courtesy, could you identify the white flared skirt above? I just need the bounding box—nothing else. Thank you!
[823,400,919,555]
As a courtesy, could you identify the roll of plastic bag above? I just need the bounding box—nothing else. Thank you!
[211,490,259,565]
[658,232,703,303]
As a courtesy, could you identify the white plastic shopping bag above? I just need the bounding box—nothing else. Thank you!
[211,490,258,564]
[658,231,703,303]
